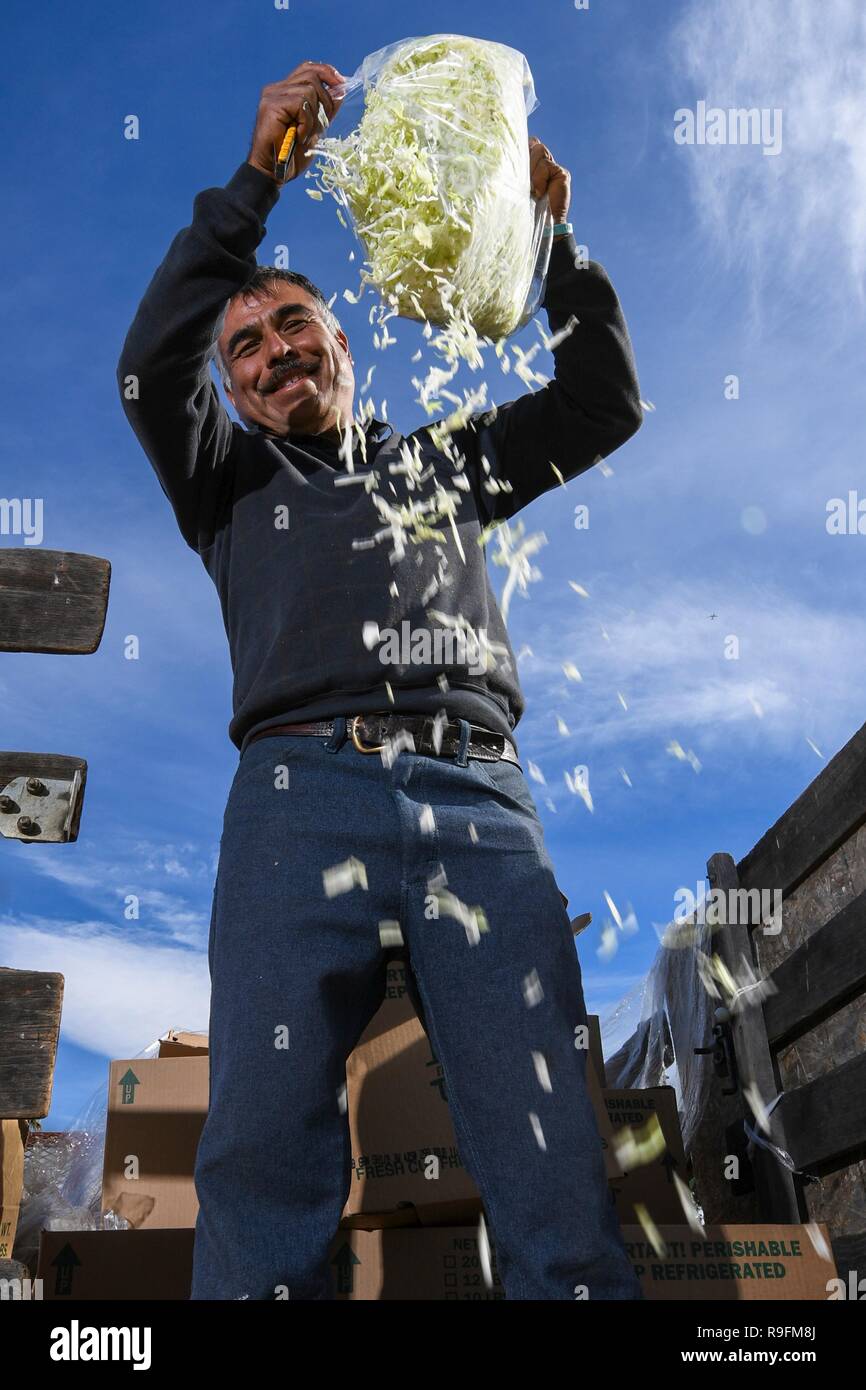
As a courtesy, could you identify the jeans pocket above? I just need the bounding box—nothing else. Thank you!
[470,755,502,793]
[471,756,549,842]
[471,753,526,794]
[230,736,304,796]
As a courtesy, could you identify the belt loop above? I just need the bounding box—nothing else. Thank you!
[455,717,472,767]
[325,716,348,753]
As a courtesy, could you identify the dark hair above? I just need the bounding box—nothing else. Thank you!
[214,266,342,390]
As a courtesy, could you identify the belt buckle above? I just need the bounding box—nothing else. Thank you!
[350,714,387,754]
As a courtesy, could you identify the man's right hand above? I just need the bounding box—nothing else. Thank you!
[247,61,349,183]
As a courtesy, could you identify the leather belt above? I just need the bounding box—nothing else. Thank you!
[246,713,520,765]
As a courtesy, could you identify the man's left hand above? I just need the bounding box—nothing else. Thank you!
[529,136,571,224]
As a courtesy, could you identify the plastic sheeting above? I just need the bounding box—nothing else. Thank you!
[312,34,555,340]
[600,915,718,1157]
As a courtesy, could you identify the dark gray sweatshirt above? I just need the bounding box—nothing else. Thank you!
[116,161,642,754]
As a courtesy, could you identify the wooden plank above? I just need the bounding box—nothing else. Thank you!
[0,752,86,784]
[0,968,64,1119]
[779,1051,866,1170]
[706,853,802,1221]
[0,753,87,843]
[0,549,110,654]
[764,888,866,1047]
[737,718,866,899]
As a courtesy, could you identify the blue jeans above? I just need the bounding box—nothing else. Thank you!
[190,716,643,1300]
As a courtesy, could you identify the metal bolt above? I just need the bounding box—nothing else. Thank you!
[0,795,18,813]
[26,778,47,796]
[17,816,40,836]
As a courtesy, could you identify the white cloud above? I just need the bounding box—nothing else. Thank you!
[21,835,216,949]
[669,0,866,298]
[513,574,866,780]
[163,858,190,878]
[0,920,209,1060]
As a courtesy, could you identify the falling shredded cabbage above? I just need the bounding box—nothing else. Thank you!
[311,34,551,346]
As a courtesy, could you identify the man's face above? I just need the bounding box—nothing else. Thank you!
[218,283,355,438]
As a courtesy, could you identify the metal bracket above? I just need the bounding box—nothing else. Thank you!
[0,765,85,842]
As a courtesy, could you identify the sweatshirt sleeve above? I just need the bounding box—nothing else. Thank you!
[116,162,281,552]
[453,234,644,526]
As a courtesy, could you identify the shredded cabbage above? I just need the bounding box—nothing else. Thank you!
[311,35,550,346]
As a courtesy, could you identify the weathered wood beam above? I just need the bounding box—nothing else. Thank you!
[764,888,866,1047]
[737,719,866,898]
[779,1052,866,1170]
[0,550,110,654]
[0,968,64,1119]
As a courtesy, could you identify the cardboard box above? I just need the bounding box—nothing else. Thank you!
[595,1086,692,1222]
[620,1224,837,1300]
[609,1164,692,1223]
[595,1087,687,1194]
[343,959,479,1216]
[157,1030,208,1059]
[602,1087,687,1169]
[0,1119,28,1259]
[101,1056,208,1228]
[343,987,623,1215]
[36,1224,500,1301]
[33,1220,836,1301]
[358,958,417,1040]
[36,1228,194,1300]
[329,1224,505,1300]
[343,1012,479,1216]
[330,1222,837,1301]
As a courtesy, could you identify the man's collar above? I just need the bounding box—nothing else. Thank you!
[366,416,394,444]
[246,415,394,445]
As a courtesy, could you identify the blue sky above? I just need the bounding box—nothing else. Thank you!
[2,0,865,1128]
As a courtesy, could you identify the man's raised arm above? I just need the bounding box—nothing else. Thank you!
[115,62,346,552]
[453,138,643,527]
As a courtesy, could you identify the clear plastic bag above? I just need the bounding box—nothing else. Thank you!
[311,34,555,342]
[601,916,718,1159]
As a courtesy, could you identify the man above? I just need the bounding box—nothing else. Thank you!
[117,59,645,1301]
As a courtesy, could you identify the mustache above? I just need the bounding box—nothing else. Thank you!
[263,360,319,393]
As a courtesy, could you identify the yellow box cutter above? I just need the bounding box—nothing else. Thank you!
[274,125,297,182]
[274,91,335,182]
